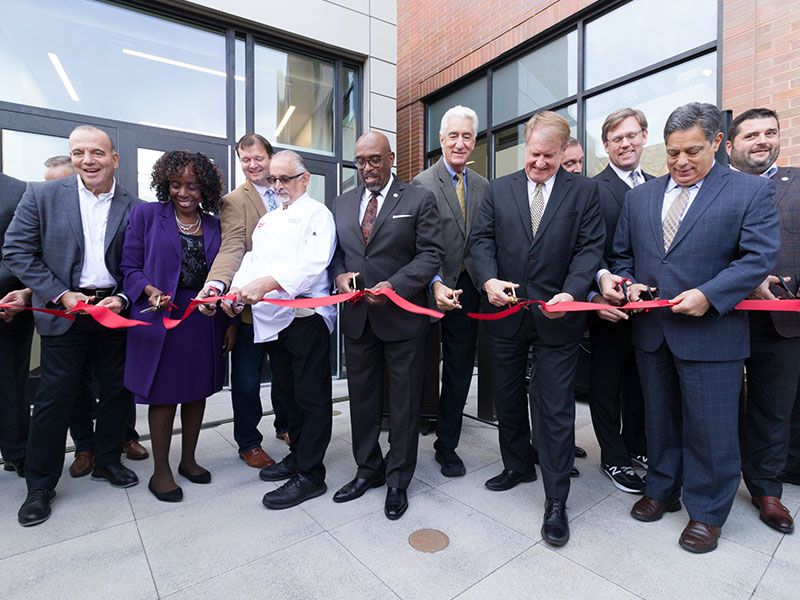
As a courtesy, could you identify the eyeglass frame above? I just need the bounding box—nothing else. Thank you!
[353,151,393,169]
[266,172,307,185]
[606,130,643,146]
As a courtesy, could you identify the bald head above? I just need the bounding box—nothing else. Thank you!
[354,131,395,193]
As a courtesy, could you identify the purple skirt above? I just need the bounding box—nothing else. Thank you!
[134,288,226,405]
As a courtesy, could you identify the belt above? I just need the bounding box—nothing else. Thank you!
[294,295,314,318]
[77,287,115,299]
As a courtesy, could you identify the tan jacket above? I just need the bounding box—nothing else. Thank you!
[206,181,266,324]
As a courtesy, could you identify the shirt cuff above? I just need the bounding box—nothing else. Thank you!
[595,268,611,287]
[429,275,443,293]
[587,290,599,302]
[52,289,69,305]
[206,280,225,295]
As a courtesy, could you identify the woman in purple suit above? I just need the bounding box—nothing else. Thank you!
[121,151,237,502]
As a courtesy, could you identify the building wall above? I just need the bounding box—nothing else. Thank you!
[189,0,399,150]
[398,0,800,181]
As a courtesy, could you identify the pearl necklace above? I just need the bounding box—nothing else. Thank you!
[174,210,201,235]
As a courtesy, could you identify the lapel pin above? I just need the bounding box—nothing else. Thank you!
[782,177,789,181]
[393,193,398,197]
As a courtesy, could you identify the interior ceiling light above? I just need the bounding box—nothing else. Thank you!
[48,53,80,102]
[123,48,245,81]
[274,105,296,137]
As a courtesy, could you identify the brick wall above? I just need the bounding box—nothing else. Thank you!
[398,0,800,180]
[723,0,800,166]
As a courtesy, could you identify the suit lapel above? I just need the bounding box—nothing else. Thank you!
[61,177,84,253]
[667,164,728,254]
[648,176,669,251]
[775,167,793,205]
[243,182,267,219]
[201,212,220,261]
[104,186,131,253]
[465,167,482,238]
[602,165,630,207]
[531,168,569,247]
[436,159,466,237]
[512,171,533,245]
[368,178,402,244]
[158,201,183,261]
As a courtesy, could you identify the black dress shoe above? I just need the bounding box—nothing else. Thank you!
[18,489,56,527]
[148,479,183,503]
[570,466,580,477]
[262,474,327,509]
[178,464,211,484]
[259,453,297,482]
[91,463,139,488]
[541,497,569,546]
[385,487,408,520]
[574,446,587,459]
[485,469,537,491]
[333,474,385,503]
[435,448,466,477]
[5,457,25,478]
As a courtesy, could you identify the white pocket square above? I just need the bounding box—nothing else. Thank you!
[392,214,412,219]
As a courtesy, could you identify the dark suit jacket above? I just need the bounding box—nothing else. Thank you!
[2,176,141,336]
[610,162,780,361]
[469,167,605,344]
[770,166,800,337]
[0,173,28,297]
[120,201,226,397]
[411,158,489,290]
[593,164,653,268]
[329,177,443,341]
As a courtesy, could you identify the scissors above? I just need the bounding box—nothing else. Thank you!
[140,294,171,313]
[775,275,795,299]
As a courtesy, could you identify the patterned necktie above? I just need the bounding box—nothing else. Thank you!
[361,192,378,242]
[530,183,545,237]
[265,188,279,212]
[455,172,466,225]
[662,186,690,252]
[629,171,641,188]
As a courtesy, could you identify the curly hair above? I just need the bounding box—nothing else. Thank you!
[150,150,223,214]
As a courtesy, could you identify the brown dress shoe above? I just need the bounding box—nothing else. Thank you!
[679,520,721,553]
[752,496,794,533]
[239,447,275,468]
[124,440,149,461]
[631,495,682,522]
[69,451,95,478]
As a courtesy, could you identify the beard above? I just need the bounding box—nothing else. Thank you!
[732,143,780,175]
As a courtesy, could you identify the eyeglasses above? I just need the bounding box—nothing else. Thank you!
[266,172,306,185]
[607,130,643,146]
[354,152,392,168]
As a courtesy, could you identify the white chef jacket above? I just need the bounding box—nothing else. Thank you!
[231,193,337,342]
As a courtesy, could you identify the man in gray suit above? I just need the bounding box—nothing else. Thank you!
[4,125,141,526]
[412,105,489,477]
[0,173,33,478]
[727,107,799,534]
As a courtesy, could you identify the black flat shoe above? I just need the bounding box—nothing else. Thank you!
[574,446,587,459]
[385,487,408,520]
[178,464,211,484]
[259,453,297,482]
[262,474,326,509]
[570,466,580,478]
[485,469,537,491]
[333,474,385,503]
[18,489,56,527]
[542,497,569,546]
[435,448,466,477]
[91,463,139,488]
[148,479,183,503]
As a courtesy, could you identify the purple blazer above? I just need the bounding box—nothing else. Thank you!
[120,201,227,397]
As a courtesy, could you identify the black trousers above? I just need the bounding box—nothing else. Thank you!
[587,313,647,466]
[741,313,800,497]
[0,311,34,462]
[345,318,425,489]
[25,316,130,491]
[264,314,332,484]
[485,310,578,500]
[787,382,800,477]
[435,271,479,450]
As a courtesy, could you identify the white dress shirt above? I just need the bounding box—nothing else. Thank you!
[608,162,644,189]
[358,174,395,222]
[526,170,557,212]
[77,174,117,289]
[231,193,337,343]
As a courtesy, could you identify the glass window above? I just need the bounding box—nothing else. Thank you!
[493,105,577,179]
[342,67,358,161]
[467,137,488,179]
[254,44,334,156]
[137,149,165,203]
[492,31,577,125]
[584,0,717,89]
[1,130,69,182]
[427,77,487,152]
[0,0,227,138]
[584,53,717,177]
[342,166,359,193]
[235,38,246,143]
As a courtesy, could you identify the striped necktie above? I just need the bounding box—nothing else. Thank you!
[629,171,641,188]
[662,186,690,252]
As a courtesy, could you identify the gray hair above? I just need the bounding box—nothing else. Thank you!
[273,150,308,175]
[439,105,479,138]
[565,137,581,148]
[663,102,721,143]
[44,155,74,169]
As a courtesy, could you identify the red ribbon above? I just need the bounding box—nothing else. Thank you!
[70,301,150,328]
[0,303,76,321]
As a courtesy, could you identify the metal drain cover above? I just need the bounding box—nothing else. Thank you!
[408,529,449,553]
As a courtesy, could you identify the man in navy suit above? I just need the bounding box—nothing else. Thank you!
[727,107,799,534]
[605,103,779,553]
[589,108,653,494]
[470,111,605,546]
